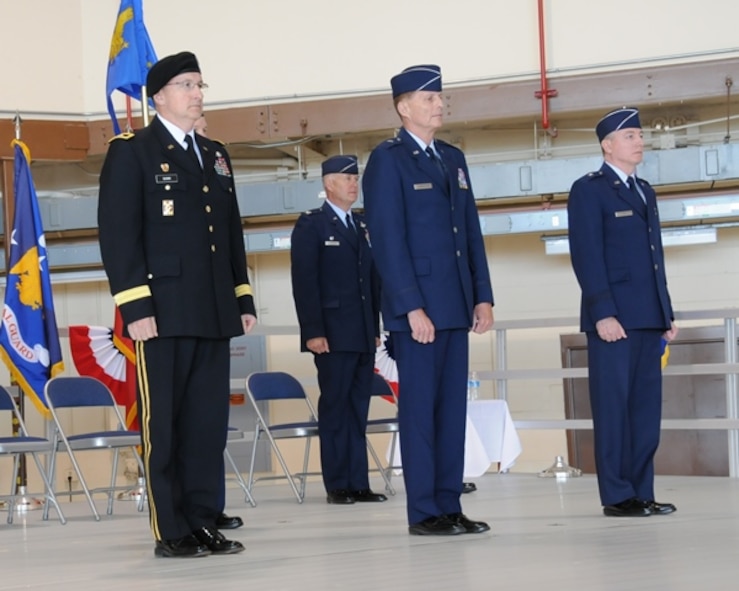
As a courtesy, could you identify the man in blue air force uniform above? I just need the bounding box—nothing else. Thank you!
[567,107,679,518]
[98,52,254,557]
[290,155,386,505]
[362,65,494,535]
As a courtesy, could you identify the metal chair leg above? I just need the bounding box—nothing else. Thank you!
[224,447,257,507]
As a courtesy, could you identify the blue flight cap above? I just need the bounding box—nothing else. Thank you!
[596,107,642,142]
[390,64,442,98]
[321,155,358,176]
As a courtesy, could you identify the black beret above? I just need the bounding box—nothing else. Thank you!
[147,51,201,96]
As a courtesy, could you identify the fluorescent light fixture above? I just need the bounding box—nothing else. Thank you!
[660,226,717,247]
[543,226,718,255]
[542,236,570,255]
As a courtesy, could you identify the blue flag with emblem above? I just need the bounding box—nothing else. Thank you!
[0,141,64,416]
[106,0,158,134]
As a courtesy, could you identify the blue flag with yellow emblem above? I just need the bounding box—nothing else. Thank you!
[106,0,158,134]
[0,141,64,416]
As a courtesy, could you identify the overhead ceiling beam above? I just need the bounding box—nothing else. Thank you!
[6,57,739,161]
[0,120,89,161]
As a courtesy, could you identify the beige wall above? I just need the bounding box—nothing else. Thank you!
[2,0,739,116]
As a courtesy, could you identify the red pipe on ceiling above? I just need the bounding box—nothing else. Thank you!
[535,0,558,130]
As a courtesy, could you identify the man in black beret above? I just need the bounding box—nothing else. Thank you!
[98,51,256,557]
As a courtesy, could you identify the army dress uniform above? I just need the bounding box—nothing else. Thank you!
[98,115,255,543]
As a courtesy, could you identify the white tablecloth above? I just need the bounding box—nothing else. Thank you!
[387,399,522,477]
[464,399,522,475]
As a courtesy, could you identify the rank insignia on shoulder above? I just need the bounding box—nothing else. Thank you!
[108,131,134,143]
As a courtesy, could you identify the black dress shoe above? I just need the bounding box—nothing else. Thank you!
[215,513,244,529]
[193,526,245,554]
[603,498,651,517]
[154,534,211,558]
[408,516,465,536]
[351,489,388,502]
[462,482,477,494]
[326,489,355,504]
[645,500,677,515]
[446,512,490,533]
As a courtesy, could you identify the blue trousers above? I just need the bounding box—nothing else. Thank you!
[314,351,373,492]
[394,329,468,525]
[587,329,663,506]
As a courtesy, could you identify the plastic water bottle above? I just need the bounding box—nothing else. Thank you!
[467,371,480,401]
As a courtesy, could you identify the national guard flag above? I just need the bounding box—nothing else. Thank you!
[106,0,158,134]
[0,141,64,415]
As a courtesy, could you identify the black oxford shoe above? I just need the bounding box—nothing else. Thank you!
[154,534,211,558]
[326,489,355,504]
[408,516,465,536]
[603,498,651,517]
[446,512,490,533]
[193,526,245,554]
[215,512,244,529]
[645,500,677,515]
[351,489,388,502]
[462,482,477,494]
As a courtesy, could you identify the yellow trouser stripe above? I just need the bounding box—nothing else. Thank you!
[136,340,159,541]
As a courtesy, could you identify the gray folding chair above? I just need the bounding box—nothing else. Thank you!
[225,426,257,507]
[365,373,400,494]
[245,372,320,503]
[43,376,145,521]
[0,386,66,524]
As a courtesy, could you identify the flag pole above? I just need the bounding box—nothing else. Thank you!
[4,113,42,513]
[141,86,151,126]
[125,96,133,132]
[0,120,13,512]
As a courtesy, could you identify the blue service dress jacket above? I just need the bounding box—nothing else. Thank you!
[567,163,673,332]
[362,127,493,330]
[290,201,380,352]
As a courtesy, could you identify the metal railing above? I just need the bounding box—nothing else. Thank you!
[482,308,739,476]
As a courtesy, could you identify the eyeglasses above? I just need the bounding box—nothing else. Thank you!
[165,80,209,92]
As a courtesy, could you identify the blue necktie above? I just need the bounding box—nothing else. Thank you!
[345,213,357,233]
[628,176,645,204]
[425,146,445,177]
